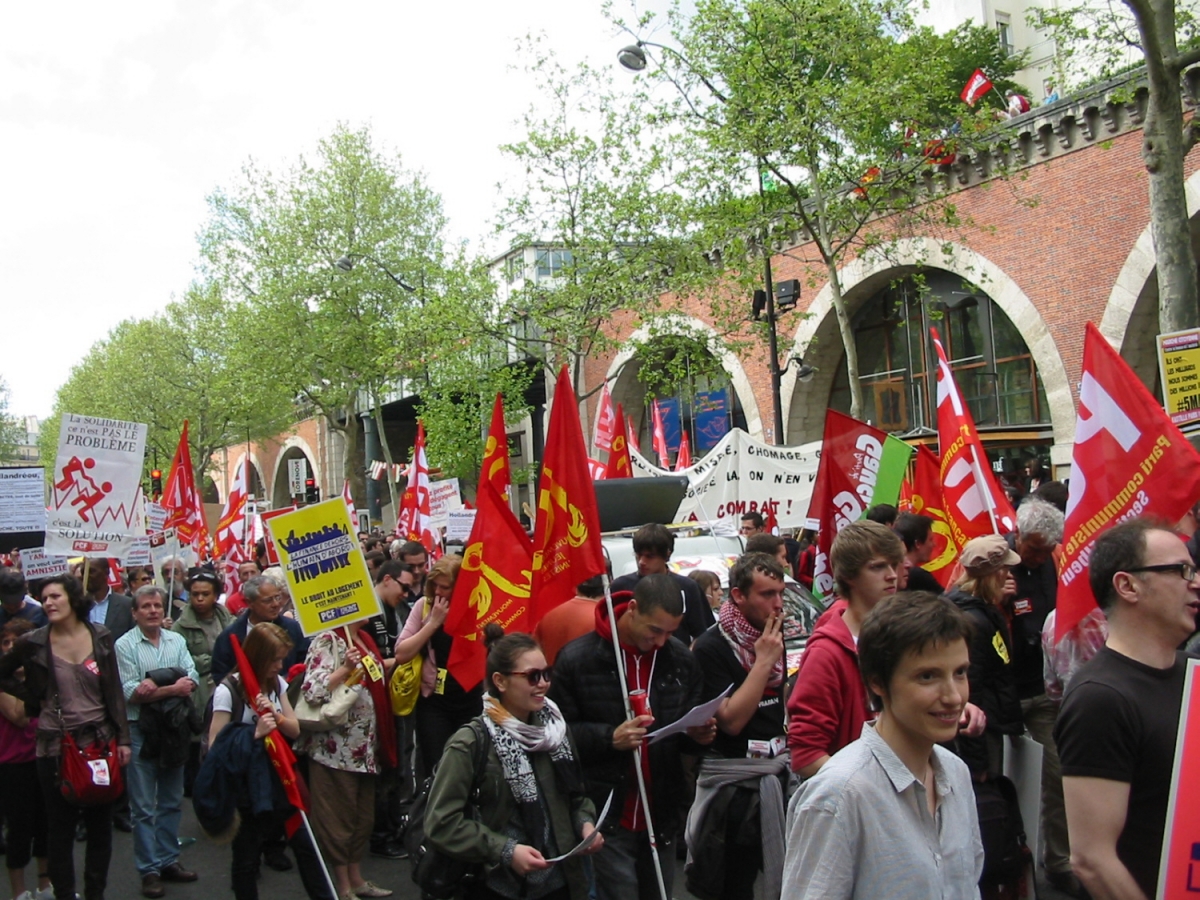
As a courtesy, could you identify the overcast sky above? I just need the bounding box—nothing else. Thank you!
[2,0,676,419]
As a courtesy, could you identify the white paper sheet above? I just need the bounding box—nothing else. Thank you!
[645,684,733,744]
[546,790,613,863]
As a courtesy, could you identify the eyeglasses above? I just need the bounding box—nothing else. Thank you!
[1124,563,1198,582]
[502,667,553,686]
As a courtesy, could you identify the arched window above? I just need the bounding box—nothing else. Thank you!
[829,272,1050,433]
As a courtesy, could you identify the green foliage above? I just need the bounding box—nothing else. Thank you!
[39,283,294,483]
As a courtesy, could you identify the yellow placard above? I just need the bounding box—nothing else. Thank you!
[1157,328,1200,432]
[264,498,383,638]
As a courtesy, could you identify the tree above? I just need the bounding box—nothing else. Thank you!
[201,124,530,511]
[0,378,23,464]
[39,283,294,486]
[1032,2,1200,332]
[614,0,1023,425]
[496,44,710,418]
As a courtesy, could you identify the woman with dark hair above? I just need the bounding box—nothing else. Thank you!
[395,554,483,777]
[0,574,131,900]
[206,622,330,900]
[425,625,601,900]
[125,567,155,595]
[0,619,51,900]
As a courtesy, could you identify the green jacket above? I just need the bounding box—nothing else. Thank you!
[172,602,233,715]
[426,718,595,900]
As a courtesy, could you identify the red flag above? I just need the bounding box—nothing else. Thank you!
[909,445,960,587]
[587,457,607,480]
[594,383,616,452]
[605,405,633,479]
[626,413,640,453]
[444,479,534,690]
[651,399,671,468]
[530,367,605,619]
[397,422,440,558]
[961,68,993,106]
[229,634,307,835]
[763,505,780,536]
[931,329,1016,546]
[342,480,357,525]
[807,410,893,598]
[162,421,210,554]
[675,430,693,471]
[215,459,249,558]
[482,394,514,502]
[1056,323,1200,638]
[106,559,124,591]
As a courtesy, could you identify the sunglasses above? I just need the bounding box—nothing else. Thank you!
[502,666,553,686]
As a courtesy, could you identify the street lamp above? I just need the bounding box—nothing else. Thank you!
[335,253,417,293]
[618,42,805,443]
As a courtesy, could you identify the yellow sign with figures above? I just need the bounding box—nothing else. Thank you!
[1158,328,1200,434]
[264,498,382,637]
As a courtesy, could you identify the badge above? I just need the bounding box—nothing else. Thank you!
[435,667,448,695]
[84,659,100,676]
[87,759,110,786]
[1013,598,1033,615]
[361,655,383,683]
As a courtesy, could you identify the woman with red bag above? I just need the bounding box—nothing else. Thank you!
[0,573,132,900]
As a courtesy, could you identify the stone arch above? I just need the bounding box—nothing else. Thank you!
[604,316,765,442]
[1100,167,1200,388]
[271,437,320,508]
[780,238,1074,449]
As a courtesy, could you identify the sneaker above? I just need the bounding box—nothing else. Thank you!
[353,883,393,898]
[35,889,55,900]
[14,890,33,900]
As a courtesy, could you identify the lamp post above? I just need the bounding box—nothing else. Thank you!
[619,43,815,445]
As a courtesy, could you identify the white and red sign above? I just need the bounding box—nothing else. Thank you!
[961,68,994,106]
[46,414,147,558]
[1057,323,1200,638]
[19,547,70,579]
[932,329,1016,544]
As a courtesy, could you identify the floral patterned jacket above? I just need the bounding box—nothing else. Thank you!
[297,631,379,774]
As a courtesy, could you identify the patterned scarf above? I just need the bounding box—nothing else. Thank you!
[718,601,785,689]
[481,694,582,859]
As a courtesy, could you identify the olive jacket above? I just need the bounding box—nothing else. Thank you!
[425,718,596,900]
[172,602,233,717]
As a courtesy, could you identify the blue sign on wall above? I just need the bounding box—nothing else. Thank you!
[658,397,682,452]
[694,390,729,451]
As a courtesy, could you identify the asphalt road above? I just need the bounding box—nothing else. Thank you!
[65,804,1074,900]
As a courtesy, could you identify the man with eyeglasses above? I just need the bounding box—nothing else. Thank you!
[392,540,428,606]
[209,576,309,685]
[1055,519,1200,900]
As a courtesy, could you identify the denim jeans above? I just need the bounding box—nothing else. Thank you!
[591,827,675,900]
[127,723,184,876]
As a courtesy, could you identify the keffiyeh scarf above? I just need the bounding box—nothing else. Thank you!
[718,600,785,689]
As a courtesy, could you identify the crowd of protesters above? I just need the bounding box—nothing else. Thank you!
[0,487,1195,900]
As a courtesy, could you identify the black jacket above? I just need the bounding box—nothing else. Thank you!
[0,623,131,747]
[192,722,282,839]
[1004,533,1058,700]
[946,587,1024,772]
[548,626,702,839]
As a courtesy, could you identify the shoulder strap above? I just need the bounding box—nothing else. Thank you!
[468,718,491,798]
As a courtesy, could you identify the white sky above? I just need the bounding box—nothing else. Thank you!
[1,0,674,418]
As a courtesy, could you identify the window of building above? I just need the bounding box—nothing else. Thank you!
[828,272,1050,434]
[505,254,526,284]
[534,248,573,280]
[996,13,1015,56]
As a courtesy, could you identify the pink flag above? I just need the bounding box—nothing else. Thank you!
[652,399,670,468]
[342,480,357,524]
[214,458,248,558]
[594,383,616,452]
[675,430,693,471]
[397,422,440,558]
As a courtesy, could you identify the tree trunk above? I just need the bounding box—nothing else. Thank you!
[371,393,402,527]
[1130,0,1200,332]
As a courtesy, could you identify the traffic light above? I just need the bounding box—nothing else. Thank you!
[304,477,319,504]
[150,469,163,499]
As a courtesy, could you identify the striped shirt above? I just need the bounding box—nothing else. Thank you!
[114,627,199,723]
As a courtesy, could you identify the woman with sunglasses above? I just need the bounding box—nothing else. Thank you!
[395,554,483,779]
[425,625,601,900]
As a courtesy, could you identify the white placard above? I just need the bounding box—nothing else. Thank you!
[144,501,168,534]
[445,509,477,542]
[45,414,147,557]
[123,537,152,567]
[288,459,306,497]
[19,547,70,579]
[428,478,463,528]
[0,467,46,533]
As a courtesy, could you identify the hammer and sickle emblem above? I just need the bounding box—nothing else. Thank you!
[462,542,532,618]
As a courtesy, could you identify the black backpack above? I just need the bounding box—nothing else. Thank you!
[404,719,491,900]
[973,773,1033,893]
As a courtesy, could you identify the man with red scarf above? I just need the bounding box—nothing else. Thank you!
[686,553,789,900]
[550,575,715,900]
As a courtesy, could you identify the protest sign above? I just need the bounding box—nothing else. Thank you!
[1159,659,1200,898]
[145,501,168,534]
[445,509,477,542]
[123,537,152,567]
[19,547,69,579]
[0,467,46,534]
[46,414,147,557]
[148,529,181,590]
[265,498,382,637]
[428,478,462,528]
[630,428,821,529]
[1157,328,1200,434]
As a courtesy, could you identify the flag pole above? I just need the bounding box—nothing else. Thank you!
[601,574,669,900]
[967,444,1001,534]
[299,809,339,900]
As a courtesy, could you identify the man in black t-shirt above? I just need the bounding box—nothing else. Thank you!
[1055,519,1200,899]
[609,523,714,644]
[893,512,944,594]
[686,553,788,900]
